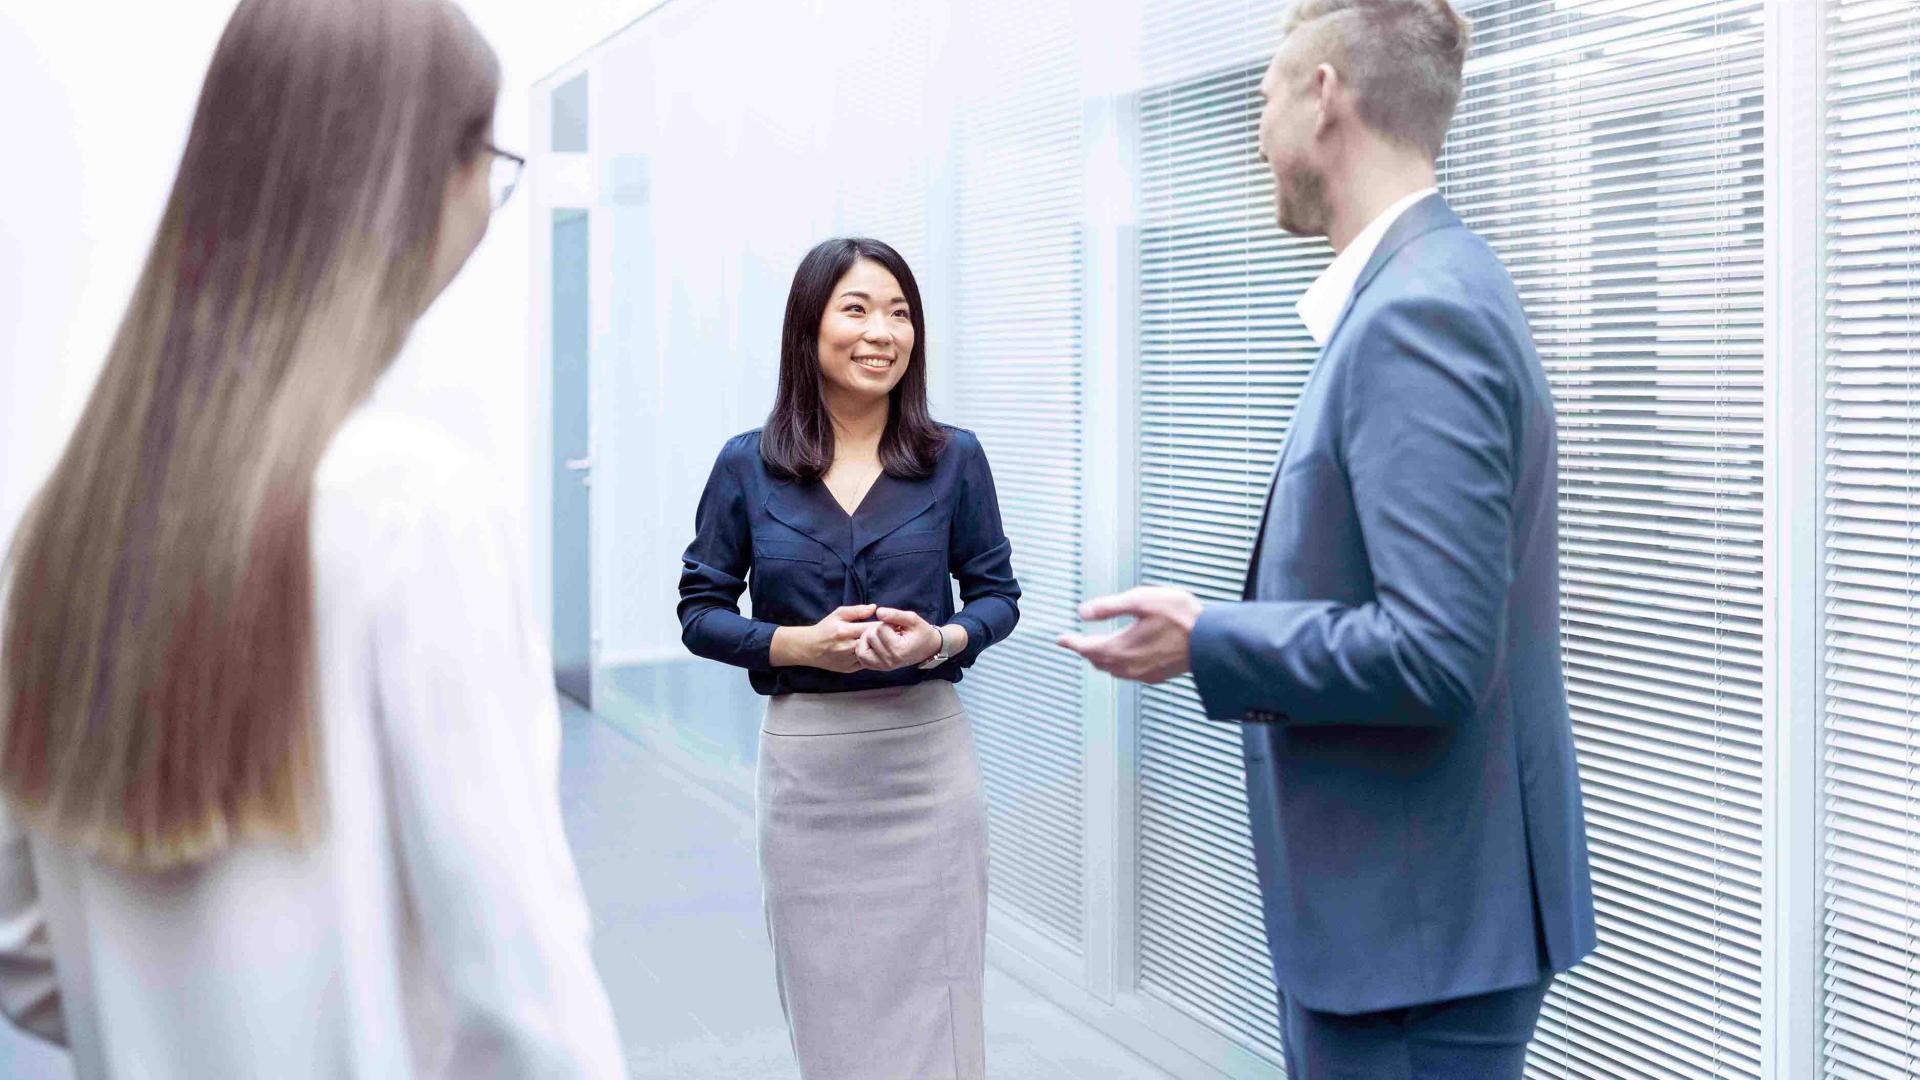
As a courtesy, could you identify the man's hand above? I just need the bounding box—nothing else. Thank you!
[1056,586,1204,684]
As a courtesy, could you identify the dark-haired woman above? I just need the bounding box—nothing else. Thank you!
[679,237,1019,1079]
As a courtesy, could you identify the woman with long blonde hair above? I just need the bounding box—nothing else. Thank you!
[0,0,625,1074]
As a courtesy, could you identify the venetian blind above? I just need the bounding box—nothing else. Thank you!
[1136,1,1307,1063]
[1820,1,1920,1076]
[831,1,933,270]
[948,0,1091,957]
[1444,4,1769,1077]
[1134,2,1769,1076]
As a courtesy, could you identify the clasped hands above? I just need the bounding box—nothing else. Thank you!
[775,585,1201,682]
[783,605,955,674]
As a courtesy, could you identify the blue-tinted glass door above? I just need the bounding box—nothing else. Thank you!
[552,207,592,706]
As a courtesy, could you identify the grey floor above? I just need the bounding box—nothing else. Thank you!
[0,698,1170,1079]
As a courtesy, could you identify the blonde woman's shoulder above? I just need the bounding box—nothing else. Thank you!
[311,406,509,585]
[318,407,491,498]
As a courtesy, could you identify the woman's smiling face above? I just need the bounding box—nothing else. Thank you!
[816,258,915,405]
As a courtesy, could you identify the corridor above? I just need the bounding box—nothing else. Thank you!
[0,698,1172,1079]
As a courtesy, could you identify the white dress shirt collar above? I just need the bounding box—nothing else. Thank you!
[1295,186,1440,346]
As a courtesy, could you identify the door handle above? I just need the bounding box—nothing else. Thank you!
[565,457,592,472]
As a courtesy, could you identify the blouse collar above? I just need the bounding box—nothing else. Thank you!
[763,470,937,566]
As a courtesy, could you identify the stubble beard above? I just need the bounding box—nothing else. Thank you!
[1275,159,1331,239]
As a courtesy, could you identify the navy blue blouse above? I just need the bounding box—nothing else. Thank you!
[678,427,1022,696]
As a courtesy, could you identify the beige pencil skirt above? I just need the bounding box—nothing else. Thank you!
[757,680,989,1080]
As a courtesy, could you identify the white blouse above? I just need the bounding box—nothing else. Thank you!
[0,405,627,1077]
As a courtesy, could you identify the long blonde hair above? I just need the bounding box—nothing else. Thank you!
[0,0,499,868]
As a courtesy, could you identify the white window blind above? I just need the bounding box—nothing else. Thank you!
[1141,0,1281,89]
[1442,3,1769,1077]
[830,1,932,270]
[1821,2,1920,1077]
[1134,1,1768,1075]
[1135,2,1305,1064]
[947,0,1090,958]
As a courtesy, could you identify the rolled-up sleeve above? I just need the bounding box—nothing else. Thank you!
[947,436,1020,667]
[678,446,780,670]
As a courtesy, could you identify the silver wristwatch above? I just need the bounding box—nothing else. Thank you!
[918,625,954,670]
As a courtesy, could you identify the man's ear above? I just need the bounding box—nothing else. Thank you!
[1313,61,1341,139]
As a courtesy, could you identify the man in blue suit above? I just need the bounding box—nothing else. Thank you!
[1059,1,1596,1075]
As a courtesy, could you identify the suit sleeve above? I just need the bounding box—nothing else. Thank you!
[946,436,1020,667]
[678,447,780,669]
[1189,294,1518,726]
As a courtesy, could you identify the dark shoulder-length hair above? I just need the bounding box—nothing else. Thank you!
[762,237,949,482]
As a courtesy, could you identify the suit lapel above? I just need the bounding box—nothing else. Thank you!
[1241,194,1464,599]
[1317,194,1459,354]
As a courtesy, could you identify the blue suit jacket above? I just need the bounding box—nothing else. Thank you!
[1189,195,1597,1015]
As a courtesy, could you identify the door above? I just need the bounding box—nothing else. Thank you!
[551,207,592,706]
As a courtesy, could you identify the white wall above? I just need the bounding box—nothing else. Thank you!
[0,0,665,557]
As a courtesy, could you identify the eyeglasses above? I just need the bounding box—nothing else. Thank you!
[485,144,526,210]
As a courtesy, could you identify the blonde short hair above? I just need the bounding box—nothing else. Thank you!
[1281,0,1472,159]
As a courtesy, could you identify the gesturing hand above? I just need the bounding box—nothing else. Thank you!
[1056,586,1204,684]
[855,607,942,671]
